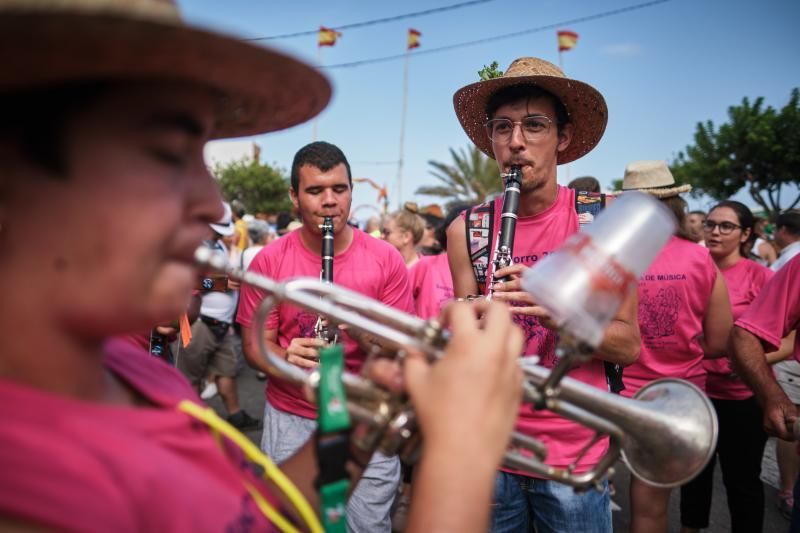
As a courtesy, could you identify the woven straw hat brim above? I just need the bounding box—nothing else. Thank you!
[0,12,331,139]
[621,184,693,198]
[453,75,607,164]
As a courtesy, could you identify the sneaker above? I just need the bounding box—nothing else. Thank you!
[227,410,262,430]
[200,381,218,400]
[256,371,268,381]
[778,490,794,520]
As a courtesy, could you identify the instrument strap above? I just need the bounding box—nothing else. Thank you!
[464,201,494,294]
[316,344,351,533]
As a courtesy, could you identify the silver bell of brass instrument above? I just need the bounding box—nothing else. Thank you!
[194,192,718,490]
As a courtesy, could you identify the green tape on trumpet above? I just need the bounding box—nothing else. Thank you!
[318,344,350,433]
[316,344,351,533]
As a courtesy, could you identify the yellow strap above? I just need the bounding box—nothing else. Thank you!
[177,400,323,533]
[243,480,301,533]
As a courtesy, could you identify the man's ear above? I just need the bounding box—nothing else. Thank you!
[556,123,574,154]
[289,187,299,211]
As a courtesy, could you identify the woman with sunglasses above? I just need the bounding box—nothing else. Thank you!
[680,201,789,533]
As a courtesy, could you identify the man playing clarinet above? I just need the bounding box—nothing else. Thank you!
[446,57,641,532]
[238,141,413,532]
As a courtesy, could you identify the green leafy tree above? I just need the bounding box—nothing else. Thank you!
[671,88,800,218]
[213,156,293,215]
[415,146,502,207]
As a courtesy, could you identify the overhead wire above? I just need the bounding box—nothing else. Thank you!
[243,0,495,42]
[321,0,672,70]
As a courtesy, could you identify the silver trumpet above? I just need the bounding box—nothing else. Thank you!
[195,248,717,491]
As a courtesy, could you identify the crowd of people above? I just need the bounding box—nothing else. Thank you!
[2,2,799,533]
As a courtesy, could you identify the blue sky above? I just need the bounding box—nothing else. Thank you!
[183,0,799,216]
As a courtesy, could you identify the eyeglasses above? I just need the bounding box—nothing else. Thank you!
[703,220,741,235]
[485,115,553,144]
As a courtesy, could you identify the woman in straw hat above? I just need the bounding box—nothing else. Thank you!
[0,2,524,531]
[618,161,733,533]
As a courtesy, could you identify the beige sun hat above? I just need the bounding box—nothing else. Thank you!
[621,160,692,198]
[0,0,331,139]
[453,57,608,164]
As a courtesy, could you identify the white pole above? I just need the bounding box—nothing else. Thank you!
[396,50,410,209]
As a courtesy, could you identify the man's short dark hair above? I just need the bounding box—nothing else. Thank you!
[688,210,707,217]
[778,211,800,236]
[567,176,600,193]
[290,141,352,192]
[486,85,569,134]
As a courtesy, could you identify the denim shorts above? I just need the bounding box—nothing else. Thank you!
[490,471,612,533]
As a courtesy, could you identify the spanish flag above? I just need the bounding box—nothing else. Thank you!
[407,28,421,50]
[557,30,578,52]
[318,26,341,47]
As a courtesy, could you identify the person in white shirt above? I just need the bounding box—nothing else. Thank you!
[771,211,800,272]
[177,205,260,430]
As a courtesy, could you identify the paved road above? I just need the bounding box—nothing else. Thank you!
[210,363,791,532]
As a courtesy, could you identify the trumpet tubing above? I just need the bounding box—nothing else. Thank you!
[195,246,718,491]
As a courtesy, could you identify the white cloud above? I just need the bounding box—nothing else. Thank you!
[204,139,254,167]
[600,43,643,57]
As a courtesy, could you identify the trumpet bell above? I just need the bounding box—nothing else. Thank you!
[623,378,718,487]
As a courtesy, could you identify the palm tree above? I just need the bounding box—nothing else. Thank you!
[415,146,502,207]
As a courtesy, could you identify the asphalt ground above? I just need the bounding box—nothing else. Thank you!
[207,361,791,532]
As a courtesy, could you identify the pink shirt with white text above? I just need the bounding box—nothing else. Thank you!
[237,228,413,418]
[705,258,773,400]
[468,186,609,475]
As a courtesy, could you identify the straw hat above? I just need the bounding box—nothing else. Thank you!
[0,0,331,138]
[621,160,692,198]
[453,57,607,164]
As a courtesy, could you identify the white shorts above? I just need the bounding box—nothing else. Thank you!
[774,360,800,404]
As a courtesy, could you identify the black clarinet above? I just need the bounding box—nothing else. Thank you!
[488,166,522,299]
[314,216,337,343]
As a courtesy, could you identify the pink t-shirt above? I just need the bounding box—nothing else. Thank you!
[237,228,413,419]
[408,253,454,319]
[736,254,800,362]
[622,237,718,396]
[705,259,773,400]
[0,339,281,532]
[466,186,609,474]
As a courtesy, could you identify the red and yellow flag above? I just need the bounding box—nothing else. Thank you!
[557,30,578,52]
[407,28,421,50]
[318,26,341,47]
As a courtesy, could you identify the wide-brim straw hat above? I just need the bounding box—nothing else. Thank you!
[0,0,331,139]
[621,160,692,198]
[453,57,607,164]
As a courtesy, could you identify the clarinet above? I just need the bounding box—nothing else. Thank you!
[487,166,522,300]
[314,216,338,344]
